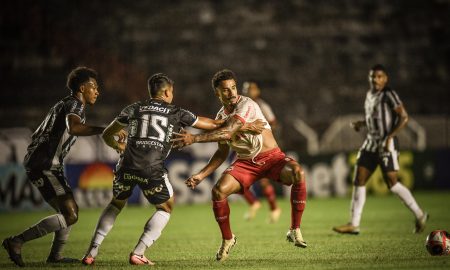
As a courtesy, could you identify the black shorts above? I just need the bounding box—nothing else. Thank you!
[113,167,173,205]
[356,149,400,173]
[26,168,72,202]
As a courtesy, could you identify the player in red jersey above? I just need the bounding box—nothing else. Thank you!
[172,69,307,262]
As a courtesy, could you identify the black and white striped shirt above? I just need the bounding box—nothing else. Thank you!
[361,87,402,152]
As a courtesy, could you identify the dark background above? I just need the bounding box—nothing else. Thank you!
[1,0,449,151]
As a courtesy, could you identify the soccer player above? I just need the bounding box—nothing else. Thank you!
[333,64,428,235]
[2,67,119,267]
[172,69,308,262]
[81,73,264,266]
[240,81,281,223]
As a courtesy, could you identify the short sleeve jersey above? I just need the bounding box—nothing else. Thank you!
[115,99,197,173]
[24,95,85,170]
[215,95,271,160]
[364,87,402,141]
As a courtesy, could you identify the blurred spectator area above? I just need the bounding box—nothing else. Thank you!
[0,0,449,152]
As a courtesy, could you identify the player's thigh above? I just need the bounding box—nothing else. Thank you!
[112,169,137,201]
[354,150,377,185]
[140,173,173,206]
[212,173,242,200]
[155,196,174,213]
[379,149,400,188]
[26,168,73,205]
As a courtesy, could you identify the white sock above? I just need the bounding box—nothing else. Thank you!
[49,226,72,259]
[86,203,121,257]
[390,182,424,219]
[350,186,366,227]
[133,210,171,255]
[17,214,67,243]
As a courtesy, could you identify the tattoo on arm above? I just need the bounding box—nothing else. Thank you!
[194,117,243,143]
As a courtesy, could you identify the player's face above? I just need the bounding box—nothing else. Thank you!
[246,83,260,99]
[369,70,388,92]
[166,85,174,103]
[81,78,100,105]
[215,79,238,107]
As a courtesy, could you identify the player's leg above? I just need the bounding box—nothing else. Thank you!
[278,160,307,247]
[212,173,241,261]
[242,187,261,220]
[383,166,428,233]
[333,150,375,234]
[82,170,131,265]
[130,175,174,266]
[259,178,281,223]
[2,169,75,267]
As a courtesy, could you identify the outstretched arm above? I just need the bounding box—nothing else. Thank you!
[185,143,230,189]
[66,114,104,136]
[102,120,127,154]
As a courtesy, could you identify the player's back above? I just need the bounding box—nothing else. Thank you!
[118,99,196,173]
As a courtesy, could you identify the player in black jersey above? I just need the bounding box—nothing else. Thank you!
[333,64,428,235]
[2,67,125,267]
[82,73,264,266]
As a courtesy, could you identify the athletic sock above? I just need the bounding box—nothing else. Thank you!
[262,184,277,211]
[48,226,71,259]
[15,214,67,243]
[290,180,306,229]
[133,210,171,255]
[243,189,258,205]
[350,186,366,227]
[212,199,232,239]
[390,182,424,219]
[86,203,121,258]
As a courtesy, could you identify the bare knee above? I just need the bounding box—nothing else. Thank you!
[63,209,78,226]
[212,185,227,201]
[292,165,305,185]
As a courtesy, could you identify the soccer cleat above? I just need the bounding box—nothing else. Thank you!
[216,234,237,262]
[129,253,155,265]
[2,237,25,267]
[81,254,95,265]
[269,208,282,223]
[244,201,261,221]
[286,228,307,248]
[46,256,79,263]
[414,212,429,234]
[332,223,360,235]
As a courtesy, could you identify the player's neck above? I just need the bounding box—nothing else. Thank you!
[73,92,86,105]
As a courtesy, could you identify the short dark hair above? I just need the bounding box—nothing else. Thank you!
[370,64,387,74]
[66,66,98,94]
[147,73,174,98]
[211,69,237,91]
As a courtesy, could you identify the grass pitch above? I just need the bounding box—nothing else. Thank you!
[1,191,449,269]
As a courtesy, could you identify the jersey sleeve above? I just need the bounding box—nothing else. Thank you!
[386,90,402,109]
[179,108,198,127]
[65,97,84,119]
[233,98,256,124]
[115,104,135,126]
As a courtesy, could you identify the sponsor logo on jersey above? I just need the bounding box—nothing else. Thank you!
[143,184,164,196]
[140,105,170,114]
[135,140,164,148]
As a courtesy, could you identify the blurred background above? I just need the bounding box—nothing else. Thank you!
[1,0,449,209]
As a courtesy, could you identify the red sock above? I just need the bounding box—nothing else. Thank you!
[262,184,277,211]
[290,180,306,229]
[212,199,232,239]
[243,189,257,205]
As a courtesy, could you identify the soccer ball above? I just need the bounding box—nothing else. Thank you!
[425,230,450,256]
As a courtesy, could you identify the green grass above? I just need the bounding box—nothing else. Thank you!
[1,191,449,269]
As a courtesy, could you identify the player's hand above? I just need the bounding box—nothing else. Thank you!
[116,129,128,142]
[115,141,126,154]
[171,129,195,149]
[185,174,203,189]
[241,119,266,134]
[350,121,364,132]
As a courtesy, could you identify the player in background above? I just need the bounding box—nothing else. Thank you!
[240,81,281,223]
[333,64,428,235]
[81,73,264,266]
[172,69,308,262]
[2,67,123,267]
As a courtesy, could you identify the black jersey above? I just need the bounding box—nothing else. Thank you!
[361,87,402,152]
[115,99,197,175]
[24,95,85,170]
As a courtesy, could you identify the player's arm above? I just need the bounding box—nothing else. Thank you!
[383,104,408,151]
[193,117,225,130]
[66,114,104,136]
[185,143,230,189]
[173,117,244,147]
[350,120,366,132]
[102,120,127,154]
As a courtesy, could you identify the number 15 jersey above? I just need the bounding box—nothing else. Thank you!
[115,99,198,173]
